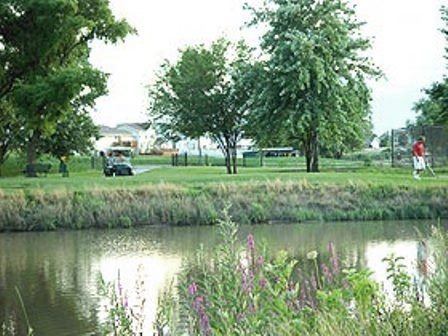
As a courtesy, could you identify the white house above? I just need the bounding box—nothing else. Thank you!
[95,123,156,154]
[172,136,254,158]
[116,123,156,154]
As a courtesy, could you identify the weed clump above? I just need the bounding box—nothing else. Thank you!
[154,215,448,336]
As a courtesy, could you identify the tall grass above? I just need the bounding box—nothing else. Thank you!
[154,214,448,335]
[0,181,447,231]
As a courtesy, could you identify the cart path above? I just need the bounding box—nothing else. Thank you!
[133,165,168,175]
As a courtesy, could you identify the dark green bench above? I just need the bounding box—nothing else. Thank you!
[23,163,52,177]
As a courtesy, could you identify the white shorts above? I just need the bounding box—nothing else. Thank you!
[413,156,426,170]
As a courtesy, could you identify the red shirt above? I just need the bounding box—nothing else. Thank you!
[412,141,425,157]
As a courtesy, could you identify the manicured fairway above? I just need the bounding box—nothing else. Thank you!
[0,165,446,193]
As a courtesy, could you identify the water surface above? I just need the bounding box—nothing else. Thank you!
[0,220,439,335]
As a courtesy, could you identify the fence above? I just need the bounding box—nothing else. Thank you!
[391,126,448,167]
[170,153,260,168]
[168,152,367,170]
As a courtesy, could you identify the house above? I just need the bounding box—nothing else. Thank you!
[95,123,156,154]
[116,123,156,154]
[165,136,254,158]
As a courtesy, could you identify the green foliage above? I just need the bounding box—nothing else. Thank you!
[413,6,448,126]
[98,276,134,336]
[38,110,100,160]
[0,99,23,173]
[154,216,448,335]
[0,174,447,231]
[383,255,411,304]
[247,0,380,172]
[414,80,448,126]
[0,0,134,170]
[149,39,255,174]
[379,131,391,148]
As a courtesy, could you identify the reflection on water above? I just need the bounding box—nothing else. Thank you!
[0,220,440,335]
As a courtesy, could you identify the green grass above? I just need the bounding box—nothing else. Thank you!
[0,165,446,193]
[1,157,447,231]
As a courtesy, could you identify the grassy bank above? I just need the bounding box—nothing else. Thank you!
[0,178,447,231]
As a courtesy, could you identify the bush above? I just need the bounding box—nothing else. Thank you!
[154,215,448,335]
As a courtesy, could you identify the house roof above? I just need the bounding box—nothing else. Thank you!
[99,125,134,136]
[117,122,151,131]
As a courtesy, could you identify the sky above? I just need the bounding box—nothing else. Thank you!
[89,0,446,135]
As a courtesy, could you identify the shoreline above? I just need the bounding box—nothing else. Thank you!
[1,180,447,232]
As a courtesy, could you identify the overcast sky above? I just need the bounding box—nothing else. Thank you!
[90,0,446,135]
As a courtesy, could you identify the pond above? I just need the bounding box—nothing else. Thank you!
[0,220,441,335]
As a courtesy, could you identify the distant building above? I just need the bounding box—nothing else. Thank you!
[116,123,156,154]
[96,122,254,157]
[369,137,380,150]
[95,123,156,154]
[167,136,254,158]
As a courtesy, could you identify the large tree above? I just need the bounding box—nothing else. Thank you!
[0,0,134,176]
[247,0,379,172]
[0,98,23,175]
[413,6,448,127]
[413,81,448,126]
[149,39,254,174]
[38,110,100,163]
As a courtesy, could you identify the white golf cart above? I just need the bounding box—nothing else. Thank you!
[103,147,135,177]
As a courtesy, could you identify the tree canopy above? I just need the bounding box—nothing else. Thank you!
[149,39,254,174]
[247,0,379,171]
[0,0,134,175]
[413,6,448,127]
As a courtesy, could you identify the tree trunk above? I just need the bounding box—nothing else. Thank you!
[305,151,312,172]
[26,130,40,177]
[309,105,320,172]
[225,148,232,175]
[303,137,312,172]
[310,128,319,172]
[224,137,232,175]
[197,137,202,165]
[0,145,8,177]
[231,144,238,175]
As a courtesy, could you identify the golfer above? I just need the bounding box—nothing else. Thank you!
[412,136,426,180]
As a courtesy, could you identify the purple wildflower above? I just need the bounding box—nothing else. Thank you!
[321,263,333,285]
[123,292,129,308]
[248,302,256,314]
[188,282,198,296]
[256,255,264,267]
[193,296,211,336]
[242,268,254,294]
[193,296,204,309]
[247,234,255,252]
[259,278,268,289]
[237,313,246,321]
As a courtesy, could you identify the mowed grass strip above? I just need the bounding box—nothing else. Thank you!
[0,166,447,193]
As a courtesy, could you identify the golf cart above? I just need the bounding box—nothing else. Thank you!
[103,147,135,177]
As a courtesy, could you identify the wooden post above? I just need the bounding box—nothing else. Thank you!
[184,152,188,166]
[391,129,395,168]
[260,150,264,167]
[205,154,208,166]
